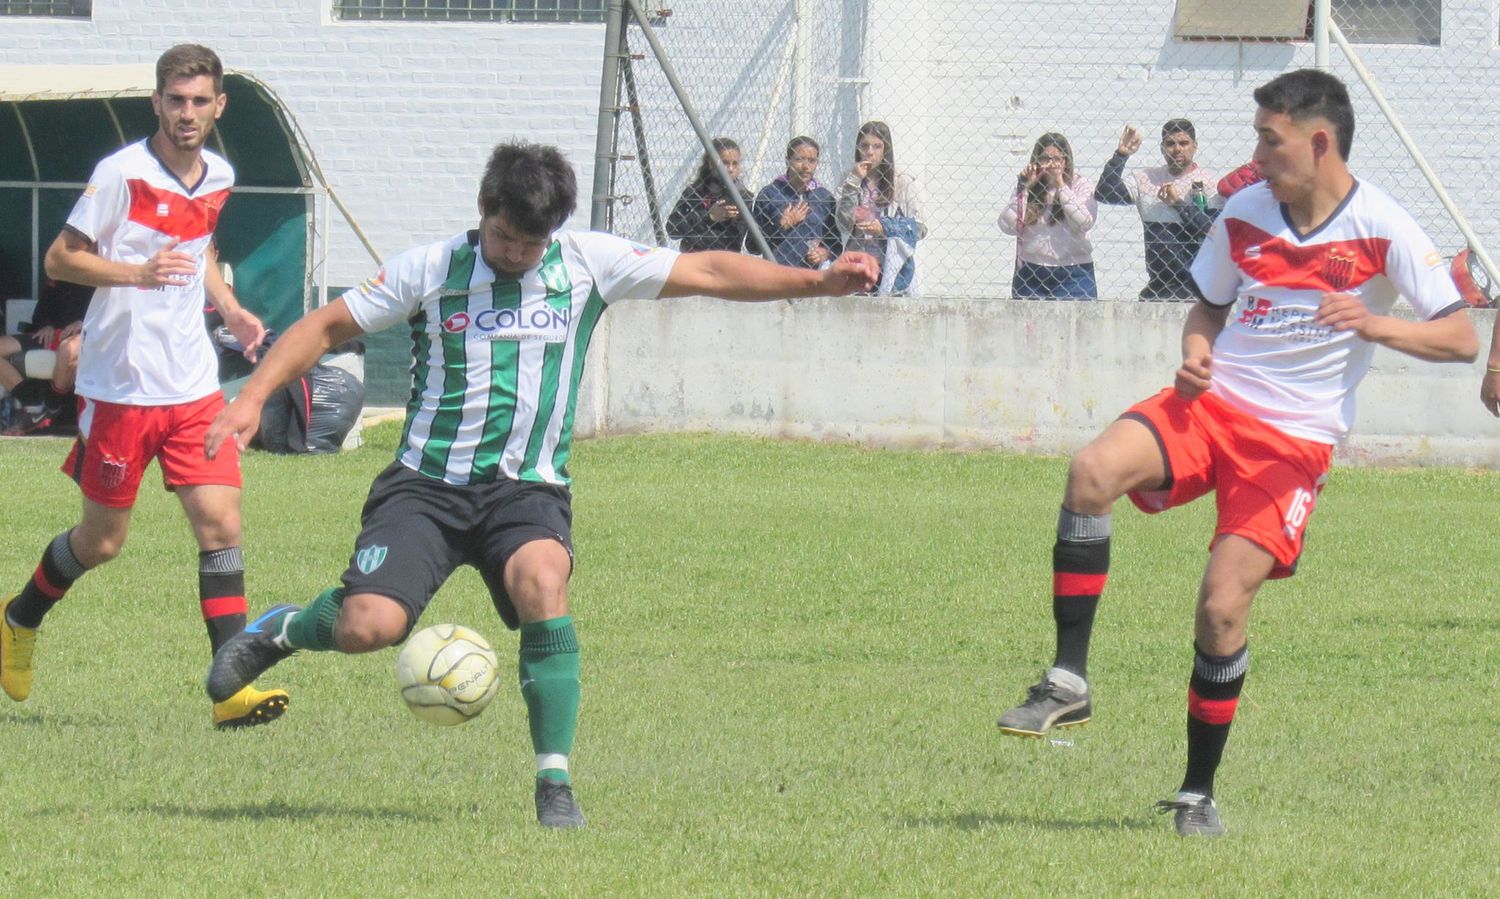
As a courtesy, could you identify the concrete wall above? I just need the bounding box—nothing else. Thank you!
[0,4,606,287]
[576,298,1500,468]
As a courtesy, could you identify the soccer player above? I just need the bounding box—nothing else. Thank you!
[0,44,289,729]
[994,69,1478,836]
[204,141,878,828]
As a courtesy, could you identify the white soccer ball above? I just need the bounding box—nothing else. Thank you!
[395,623,501,726]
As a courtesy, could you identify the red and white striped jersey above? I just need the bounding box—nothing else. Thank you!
[66,139,233,405]
[1190,180,1464,444]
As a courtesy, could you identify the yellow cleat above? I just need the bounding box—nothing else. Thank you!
[212,684,289,730]
[1,595,37,702]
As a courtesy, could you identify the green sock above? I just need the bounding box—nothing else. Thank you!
[281,588,345,651]
[520,616,580,785]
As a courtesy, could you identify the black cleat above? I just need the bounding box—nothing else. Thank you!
[1154,793,1225,837]
[206,604,298,703]
[535,780,587,829]
[997,672,1092,737]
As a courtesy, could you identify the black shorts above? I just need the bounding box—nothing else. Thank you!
[340,461,573,632]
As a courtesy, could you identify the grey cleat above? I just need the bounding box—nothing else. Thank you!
[997,673,1092,737]
[535,780,587,829]
[1154,792,1225,837]
[206,604,298,703]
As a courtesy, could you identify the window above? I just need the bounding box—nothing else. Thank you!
[0,0,90,16]
[334,0,606,23]
[1174,0,1440,46]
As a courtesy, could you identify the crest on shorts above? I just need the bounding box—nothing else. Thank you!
[355,544,387,575]
[99,455,128,490]
[1322,249,1357,291]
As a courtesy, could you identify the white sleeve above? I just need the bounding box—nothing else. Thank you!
[570,231,680,304]
[340,242,438,333]
[1189,213,1240,307]
[1384,215,1464,319]
[65,156,129,247]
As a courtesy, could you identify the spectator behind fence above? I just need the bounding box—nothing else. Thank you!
[1095,120,1222,301]
[0,276,91,434]
[752,136,841,269]
[837,121,926,295]
[666,137,749,253]
[998,132,1098,300]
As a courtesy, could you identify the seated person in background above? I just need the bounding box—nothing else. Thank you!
[1218,160,1263,198]
[1095,120,1221,301]
[998,132,1098,300]
[666,137,749,253]
[836,121,926,295]
[753,136,842,269]
[0,276,90,434]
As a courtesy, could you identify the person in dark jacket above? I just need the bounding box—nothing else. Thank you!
[666,137,749,253]
[753,136,841,269]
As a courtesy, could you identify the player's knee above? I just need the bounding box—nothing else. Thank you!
[75,532,124,567]
[1195,597,1248,650]
[334,594,408,652]
[1066,448,1123,510]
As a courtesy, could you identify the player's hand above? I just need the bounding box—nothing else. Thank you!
[204,397,263,460]
[1174,352,1213,400]
[1482,369,1500,417]
[1315,292,1371,338]
[818,251,880,294]
[138,238,198,288]
[1117,125,1142,156]
[224,306,269,362]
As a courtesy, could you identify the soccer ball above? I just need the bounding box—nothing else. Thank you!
[395,623,501,726]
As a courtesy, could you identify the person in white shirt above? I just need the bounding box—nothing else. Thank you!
[995,69,1477,838]
[0,44,288,731]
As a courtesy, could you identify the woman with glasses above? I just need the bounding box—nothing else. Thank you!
[998,132,1098,300]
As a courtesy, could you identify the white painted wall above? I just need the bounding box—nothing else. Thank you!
[0,3,607,285]
[577,299,1500,468]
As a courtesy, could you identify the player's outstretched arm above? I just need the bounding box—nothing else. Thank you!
[204,298,367,459]
[658,250,879,302]
[1316,293,1478,363]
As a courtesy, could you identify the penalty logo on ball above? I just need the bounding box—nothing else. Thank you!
[395,623,501,726]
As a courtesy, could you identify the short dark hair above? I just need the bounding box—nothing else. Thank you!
[479,142,577,237]
[1161,118,1195,142]
[1253,68,1355,160]
[156,44,223,94]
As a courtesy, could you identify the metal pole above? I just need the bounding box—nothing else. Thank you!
[1328,23,1500,292]
[1313,0,1330,69]
[624,0,774,260]
[620,34,667,245]
[591,0,627,230]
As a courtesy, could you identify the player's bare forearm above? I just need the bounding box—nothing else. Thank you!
[1488,308,1500,370]
[1181,301,1228,359]
[659,250,878,301]
[234,299,364,406]
[1355,310,1478,363]
[44,231,141,288]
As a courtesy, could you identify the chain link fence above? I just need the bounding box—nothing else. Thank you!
[603,0,1496,303]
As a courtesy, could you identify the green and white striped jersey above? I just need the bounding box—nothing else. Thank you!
[342,229,679,486]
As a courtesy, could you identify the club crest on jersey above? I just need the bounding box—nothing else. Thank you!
[539,262,572,296]
[1322,250,1356,291]
[99,455,128,490]
[355,545,387,575]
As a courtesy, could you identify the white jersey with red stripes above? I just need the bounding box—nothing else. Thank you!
[66,139,233,405]
[1190,179,1464,444]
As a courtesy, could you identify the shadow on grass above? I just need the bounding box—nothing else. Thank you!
[116,801,443,823]
[0,710,112,728]
[897,811,1155,832]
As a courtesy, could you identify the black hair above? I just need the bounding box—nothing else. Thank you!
[1160,118,1196,142]
[689,137,742,193]
[1252,69,1355,160]
[156,43,223,94]
[478,142,578,236]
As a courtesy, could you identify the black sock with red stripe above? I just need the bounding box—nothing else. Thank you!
[1182,643,1249,798]
[1051,507,1110,679]
[8,531,90,629]
[199,547,248,655]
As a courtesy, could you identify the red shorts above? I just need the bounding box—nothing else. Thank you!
[63,392,241,508]
[1124,388,1333,579]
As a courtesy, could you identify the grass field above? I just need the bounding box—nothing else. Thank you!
[1,425,1497,896]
